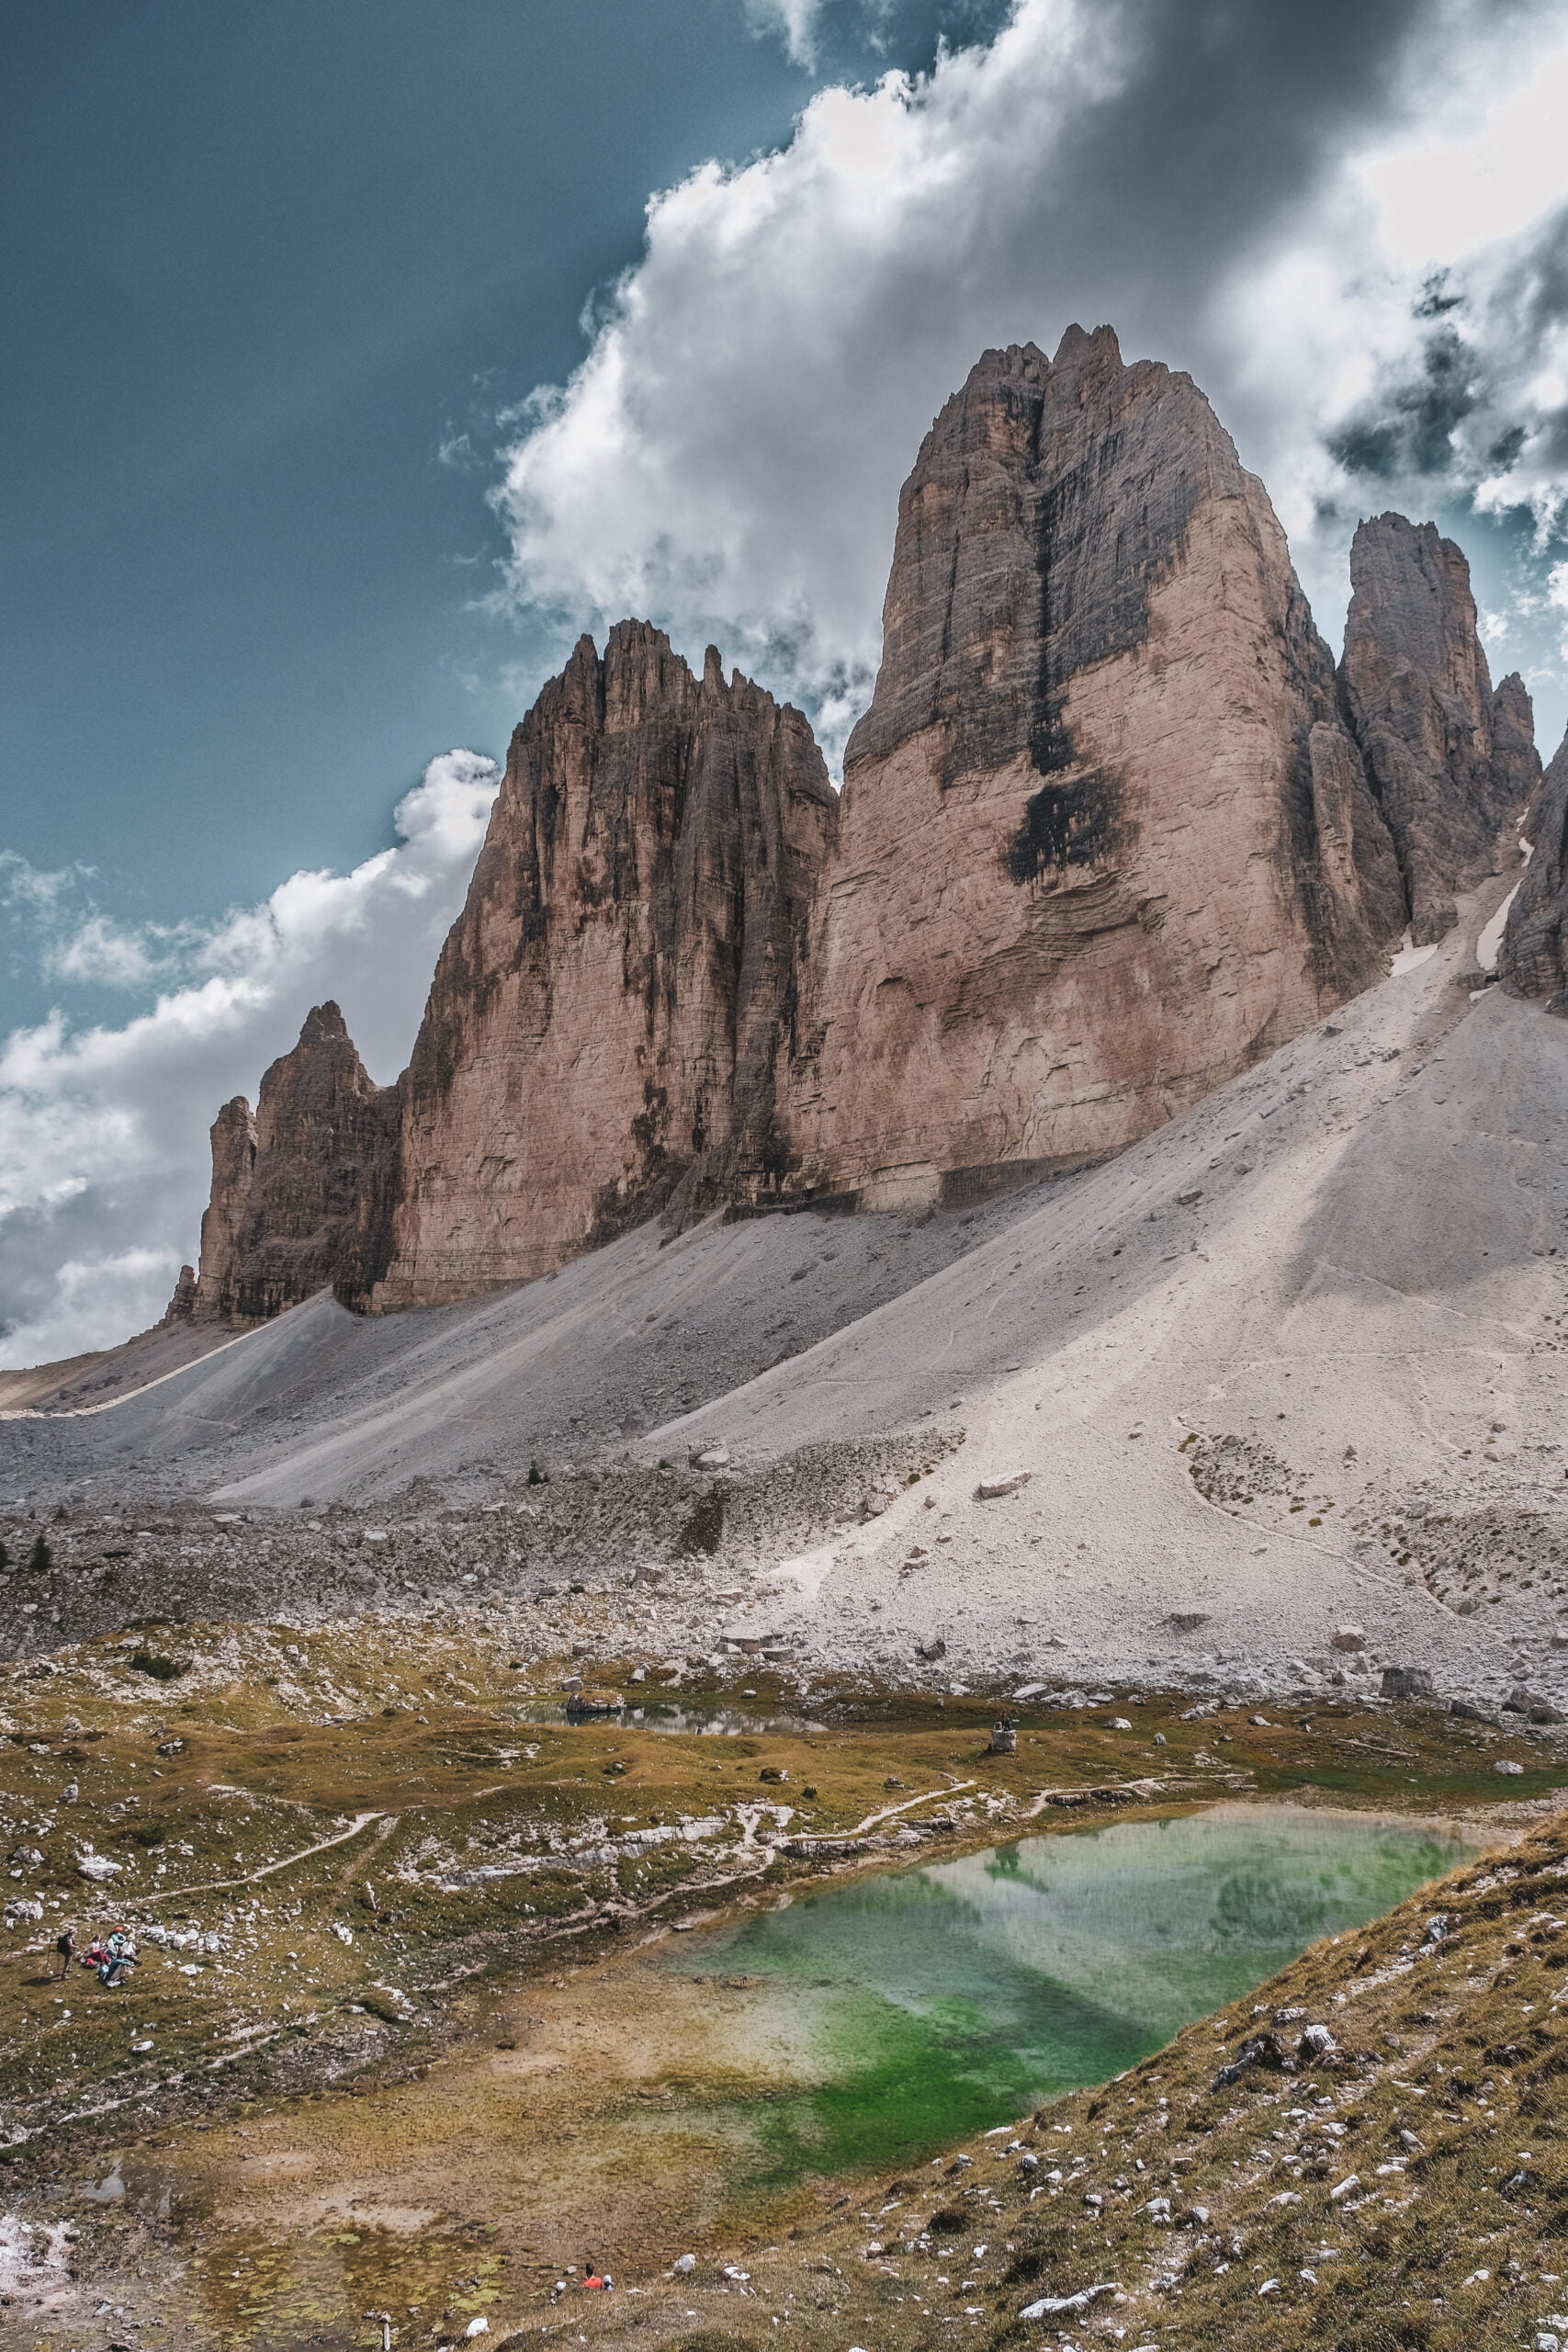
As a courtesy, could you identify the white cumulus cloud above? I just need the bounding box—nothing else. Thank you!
[0,751,499,1368]
[495,0,1568,762]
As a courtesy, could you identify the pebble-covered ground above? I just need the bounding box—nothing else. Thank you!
[2,1619,1565,2348]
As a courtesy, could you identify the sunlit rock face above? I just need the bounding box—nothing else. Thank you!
[784,325,1405,1214]
[1338,511,1540,944]
[373,622,837,1306]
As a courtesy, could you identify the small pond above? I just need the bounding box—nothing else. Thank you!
[646,1800,1482,2187]
[162,1802,1485,2285]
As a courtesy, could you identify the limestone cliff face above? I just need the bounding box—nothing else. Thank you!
[374,624,836,1306]
[191,1004,398,1320]
[1338,513,1538,942]
[784,326,1404,1211]
[1501,724,1568,1010]
[189,1098,257,1318]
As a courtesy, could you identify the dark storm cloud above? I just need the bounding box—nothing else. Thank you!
[1326,199,1568,527]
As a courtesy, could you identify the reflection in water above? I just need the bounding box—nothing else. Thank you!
[511,1698,818,1736]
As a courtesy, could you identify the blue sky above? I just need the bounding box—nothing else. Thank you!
[5,0,1568,1362]
[0,0,931,1008]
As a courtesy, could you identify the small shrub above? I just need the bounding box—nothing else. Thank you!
[130,1648,186,1681]
[678,1484,727,1556]
[26,1534,51,1575]
[130,1822,166,1849]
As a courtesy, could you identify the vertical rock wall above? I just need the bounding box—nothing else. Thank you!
[784,326,1404,1212]
[1338,513,1539,942]
[1501,724,1568,1011]
[372,624,836,1306]
[190,1004,398,1321]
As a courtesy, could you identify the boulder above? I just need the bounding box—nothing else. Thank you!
[1381,1666,1434,1700]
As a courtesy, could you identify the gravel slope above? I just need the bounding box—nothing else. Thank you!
[5,877,1565,1710]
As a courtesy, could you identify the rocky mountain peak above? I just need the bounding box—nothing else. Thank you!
[373,626,837,1306]
[1501,720,1568,1011]
[1338,512,1538,941]
[790,324,1404,1211]
[175,335,1546,1317]
[186,1004,397,1321]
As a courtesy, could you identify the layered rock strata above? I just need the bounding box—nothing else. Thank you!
[1338,513,1539,942]
[372,625,836,1306]
[784,325,1405,1212]
[188,1003,398,1320]
[1501,724,1568,1011]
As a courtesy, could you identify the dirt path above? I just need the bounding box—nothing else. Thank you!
[115,1808,388,1908]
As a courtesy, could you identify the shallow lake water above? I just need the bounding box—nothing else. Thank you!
[651,1800,1483,2188]
[169,1800,1484,2288]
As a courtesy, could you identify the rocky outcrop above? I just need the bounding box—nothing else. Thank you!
[373,625,836,1306]
[784,326,1405,1212]
[158,1263,198,1325]
[1501,724,1568,1011]
[189,1004,398,1320]
[189,1097,258,1317]
[1338,513,1538,942]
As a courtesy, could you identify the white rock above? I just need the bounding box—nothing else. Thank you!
[1495,1758,1526,1775]
[976,1472,1032,1499]
[77,1854,122,1882]
[1018,2282,1118,2319]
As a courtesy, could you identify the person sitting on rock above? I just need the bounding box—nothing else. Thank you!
[99,1928,137,1986]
